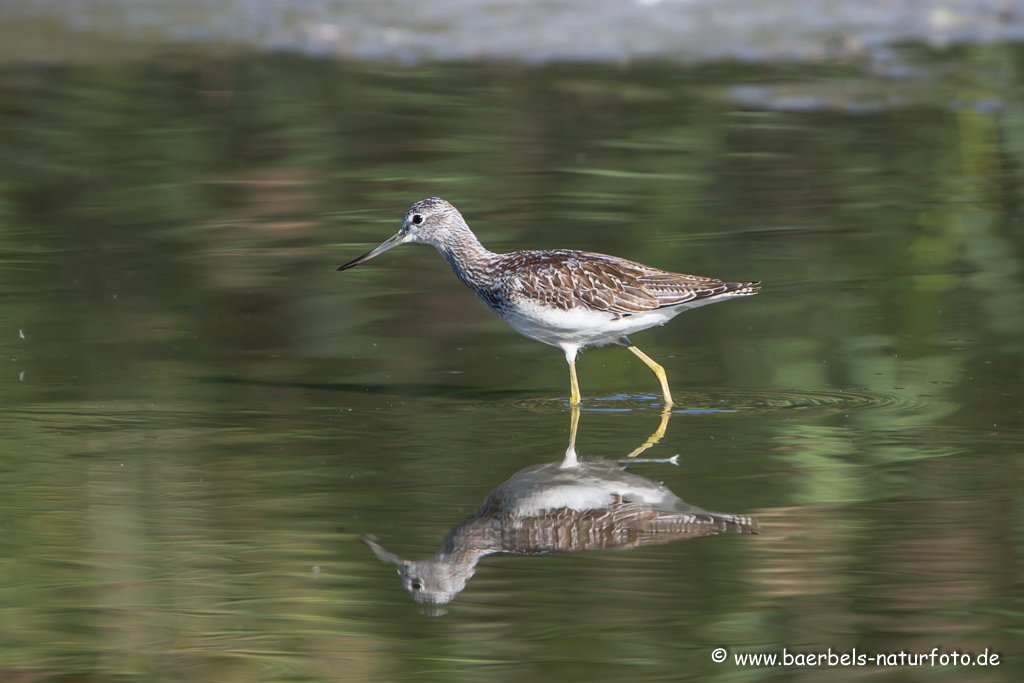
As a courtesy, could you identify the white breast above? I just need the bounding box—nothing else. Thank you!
[497,298,686,350]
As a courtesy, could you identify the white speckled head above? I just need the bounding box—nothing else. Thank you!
[399,197,467,247]
[337,197,469,271]
[360,535,469,606]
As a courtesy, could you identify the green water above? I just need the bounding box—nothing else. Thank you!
[1,48,1023,681]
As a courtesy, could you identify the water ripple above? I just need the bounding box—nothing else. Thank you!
[493,387,931,415]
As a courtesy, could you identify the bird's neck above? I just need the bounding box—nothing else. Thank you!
[426,517,502,576]
[433,226,500,290]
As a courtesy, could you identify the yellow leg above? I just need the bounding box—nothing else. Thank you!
[626,405,672,458]
[568,403,580,449]
[568,358,581,406]
[559,406,582,468]
[627,345,674,406]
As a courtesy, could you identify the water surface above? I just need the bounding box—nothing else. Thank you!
[1,47,1023,681]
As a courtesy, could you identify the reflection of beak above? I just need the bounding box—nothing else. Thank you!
[359,535,406,565]
[337,232,405,271]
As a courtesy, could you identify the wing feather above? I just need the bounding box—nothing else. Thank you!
[499,249,758,317]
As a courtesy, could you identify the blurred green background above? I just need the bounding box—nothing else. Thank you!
[1,6,1023,683]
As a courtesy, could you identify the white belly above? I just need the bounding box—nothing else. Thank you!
[498,299,684,350]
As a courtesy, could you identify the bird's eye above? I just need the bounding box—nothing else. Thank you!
[411,581,422,590]
[411,214,423,225]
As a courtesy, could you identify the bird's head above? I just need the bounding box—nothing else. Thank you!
[337,197,465,271]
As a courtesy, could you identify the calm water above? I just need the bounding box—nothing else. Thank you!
[1,47,1023,682]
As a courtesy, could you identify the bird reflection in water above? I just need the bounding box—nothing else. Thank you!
[361,407,759,608]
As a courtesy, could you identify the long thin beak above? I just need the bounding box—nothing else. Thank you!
[337,232,405,271]
[359,535,406,566]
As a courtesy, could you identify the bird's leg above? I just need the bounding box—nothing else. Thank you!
[627,345,674,406]
[568,403,580,450]
[626,404,672,458]
[568,358,582,406]
[561,404,581,467]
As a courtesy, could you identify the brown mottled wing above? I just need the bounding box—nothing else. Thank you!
[504,249,754,316]
[496,502,759,554]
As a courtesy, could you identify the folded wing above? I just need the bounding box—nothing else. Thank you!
[504,249,758,317]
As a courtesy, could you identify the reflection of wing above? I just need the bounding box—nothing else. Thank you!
[501,250,760,317]
[497,499,760,554]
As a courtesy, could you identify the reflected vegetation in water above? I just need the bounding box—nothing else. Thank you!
[1,43,1023,682]
[362,409,758,608]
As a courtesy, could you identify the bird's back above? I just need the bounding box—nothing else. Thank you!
[495,249,759,318]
